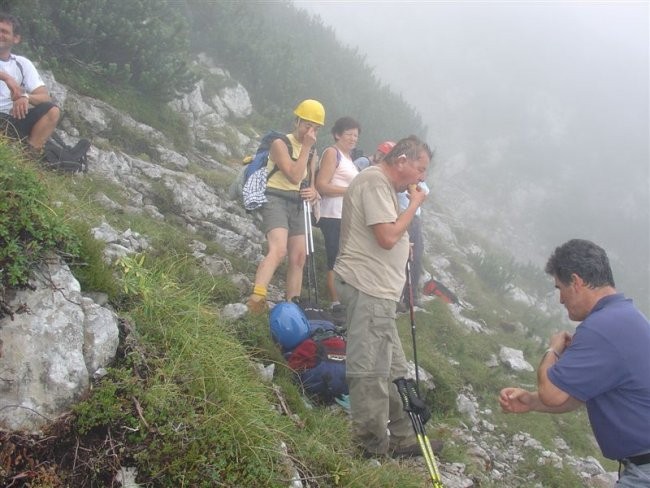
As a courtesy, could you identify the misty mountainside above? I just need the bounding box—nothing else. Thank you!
[0,1,630,486]
[11,0,646,317]
[294,2,649,318]
[0,57,619,487]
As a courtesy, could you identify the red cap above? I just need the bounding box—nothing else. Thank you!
[376,141,396,155]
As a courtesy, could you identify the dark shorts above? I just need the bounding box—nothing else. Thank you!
[319,217,341,270]
[260,190,306,237]
[0,102,58,140]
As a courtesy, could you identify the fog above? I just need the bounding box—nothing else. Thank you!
[295,1,649,314]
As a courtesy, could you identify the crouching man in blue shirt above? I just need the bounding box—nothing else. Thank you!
[499,239,650,487]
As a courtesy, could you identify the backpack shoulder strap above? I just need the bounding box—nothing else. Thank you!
[12,56,25,87]
[320,146,341,168]
[265,133,294,181]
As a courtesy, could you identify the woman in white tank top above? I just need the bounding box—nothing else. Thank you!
[315,117,360,310]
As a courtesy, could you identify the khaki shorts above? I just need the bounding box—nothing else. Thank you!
[260,191,305,237]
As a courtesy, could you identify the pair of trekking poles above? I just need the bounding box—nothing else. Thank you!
[394,258,444,487]
[302,199,318,304]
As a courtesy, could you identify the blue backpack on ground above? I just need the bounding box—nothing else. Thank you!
[234,131,292,211]
[269,301,311,352]
[286,319,348,404]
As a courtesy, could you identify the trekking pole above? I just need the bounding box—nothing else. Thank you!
[405,379,442,481]
[303,199,313,303]
[305,199,319,305]
[394,377,444,487]
[406,255,420,393]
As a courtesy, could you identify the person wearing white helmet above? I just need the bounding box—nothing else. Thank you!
[247,99,325,313]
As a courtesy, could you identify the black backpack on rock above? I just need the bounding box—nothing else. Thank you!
[43,132,91,173]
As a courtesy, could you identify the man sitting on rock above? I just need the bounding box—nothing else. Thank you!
[0,13,60,158]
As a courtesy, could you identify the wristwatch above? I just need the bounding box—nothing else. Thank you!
[544,348,560,360]
[21,93,29,102]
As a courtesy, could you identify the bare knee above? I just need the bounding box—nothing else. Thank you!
[267,246,288,263]
[28,106,60,149]
[288,249,306,268]
[44,106,60,128]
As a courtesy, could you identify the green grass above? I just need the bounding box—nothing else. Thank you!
[0,142,81,290]
[68,252,429,487]
[78,254,296,486]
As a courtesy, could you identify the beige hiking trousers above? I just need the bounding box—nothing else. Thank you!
[335,275,417,455]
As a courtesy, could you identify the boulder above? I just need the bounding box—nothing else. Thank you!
[0,258,119,432]
[499,346,534,372]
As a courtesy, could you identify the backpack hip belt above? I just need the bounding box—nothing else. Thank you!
[266,188,302,202]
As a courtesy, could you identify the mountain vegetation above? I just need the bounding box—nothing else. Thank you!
[5,0,425,152]
[3,0,197,101]
[0,1,612,487]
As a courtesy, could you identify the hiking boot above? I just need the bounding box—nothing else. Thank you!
[246,295,268,314]
[389,438,444,459]
[330,303,346,319]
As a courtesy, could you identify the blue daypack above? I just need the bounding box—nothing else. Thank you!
[286,319,348,403]
[234,131,293,211]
